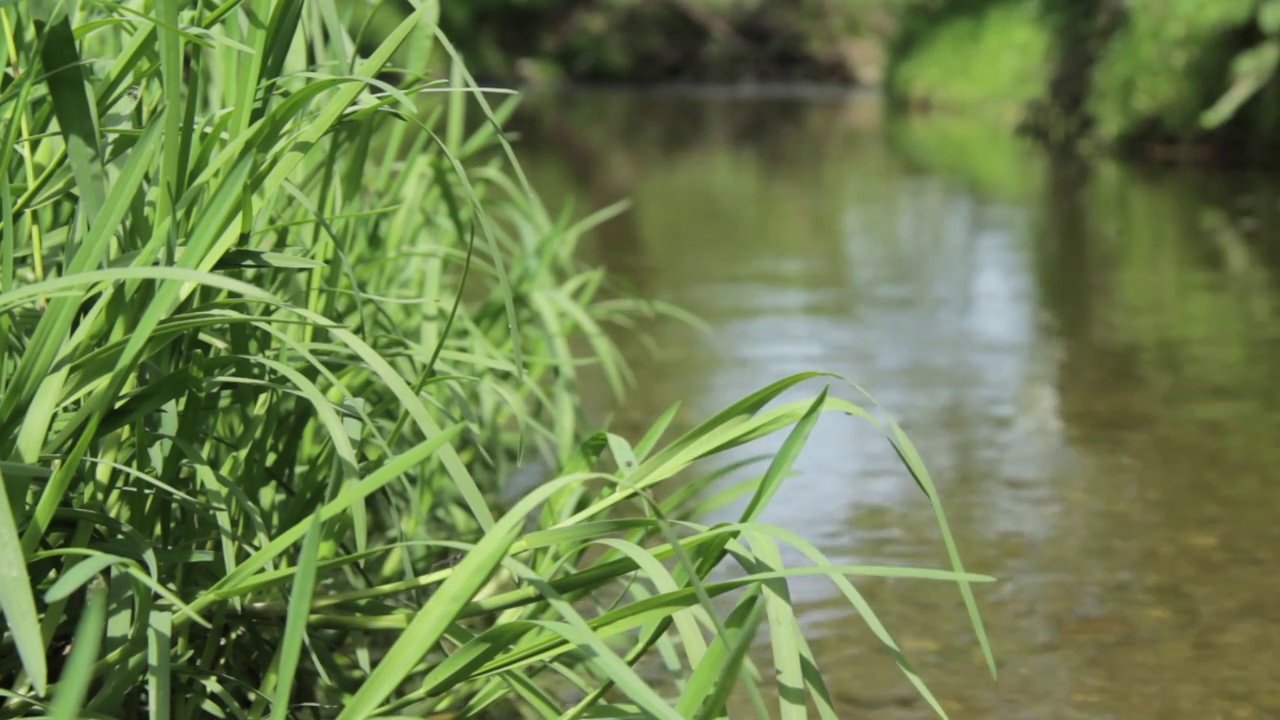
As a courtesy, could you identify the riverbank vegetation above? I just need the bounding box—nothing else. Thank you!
[0,2,991,718]
[439,0,901,85]
[890,0,1280,159]
[429,0,1280,162]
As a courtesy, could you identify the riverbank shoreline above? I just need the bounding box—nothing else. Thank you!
[512,82,1276,171]
[449,0,1280,169]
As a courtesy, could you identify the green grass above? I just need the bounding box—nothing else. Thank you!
[0,2,991,718]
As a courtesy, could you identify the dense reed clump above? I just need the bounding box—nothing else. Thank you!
[0,2,992,718]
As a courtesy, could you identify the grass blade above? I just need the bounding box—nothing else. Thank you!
[679,587,766,720]
[148,611,173,720]
[886,417,997,678]
[753,536,808,720]
[33,3,106,222]
[0,466,46,692]
[270,511,323,720]
[48,575,108,720]
[635,402,680,459]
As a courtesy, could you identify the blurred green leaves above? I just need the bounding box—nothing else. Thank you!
[1202,0,1280,129]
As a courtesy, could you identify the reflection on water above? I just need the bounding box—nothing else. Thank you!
[516,90,1280,718]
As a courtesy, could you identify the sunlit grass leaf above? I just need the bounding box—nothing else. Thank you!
[270,511,323,720]
[148,611,173,720]
[886,416,996,678]
[679,587,766,720]
[34,5,107,221]
[741,387,827,523]
[48,575,108,720]
[635,402,680,459]
[45,553,133,602]
[752,536,810,720]
[0,466,46,692]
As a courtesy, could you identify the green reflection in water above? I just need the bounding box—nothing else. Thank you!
[515,91,1280,718]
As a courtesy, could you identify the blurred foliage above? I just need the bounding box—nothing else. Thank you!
[888,0,1280,157]
[436,0,913,83]
[1200,1,1280,129]
[1087,0,1257,142]
[431,0,1280,157]
[431,0,1280,154]
[886,0,1054,123]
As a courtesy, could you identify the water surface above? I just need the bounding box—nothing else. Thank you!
[516,90,1280,719]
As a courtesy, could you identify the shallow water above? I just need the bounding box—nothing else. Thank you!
[516,90,1280,719]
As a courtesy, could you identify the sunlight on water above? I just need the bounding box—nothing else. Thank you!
[518,90,1280,718]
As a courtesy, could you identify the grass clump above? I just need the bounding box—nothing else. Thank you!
[1,2,991,718]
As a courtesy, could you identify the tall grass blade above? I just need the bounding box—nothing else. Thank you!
[148,611,173,720]
[33,4,107,222]
[679,588,767,720]
[753,536,809,720]
[48,576,108,720]
[886,417,997,678]
[270,512,323,720]
[741,387,828,523]
[0,466,46,692]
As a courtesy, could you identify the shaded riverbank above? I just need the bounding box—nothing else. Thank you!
[415,0,1280,162]
[887,0,1280,162]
